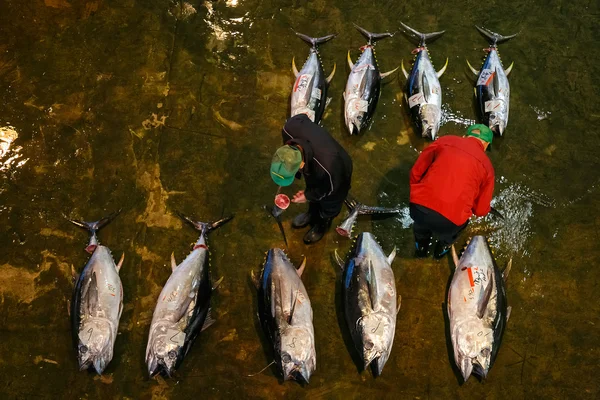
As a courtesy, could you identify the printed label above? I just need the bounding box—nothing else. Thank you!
[293,74,312,92]
[311,87,322,99]
[166,329,186,346]
[408,93,425,108]
[353,99,369,112]
[477,69,494,86]
[385,282,395,296]
[485,99,503,112]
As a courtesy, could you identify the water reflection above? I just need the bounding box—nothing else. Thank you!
[0,125,27,173]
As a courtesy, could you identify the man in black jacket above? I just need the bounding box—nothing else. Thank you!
[270,114,353,244]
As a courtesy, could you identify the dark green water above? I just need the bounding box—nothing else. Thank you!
[1,0,599,398]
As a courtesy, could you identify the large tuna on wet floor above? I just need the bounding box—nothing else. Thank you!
[255,249,316,383]
[290,32,336,124]
[68,210,124,374]
[400,22,448,140]
[447,235,512,382]
[145,213,232,377]
[467,26,518,136]
[344,25,398,135]
[335,233,400,376]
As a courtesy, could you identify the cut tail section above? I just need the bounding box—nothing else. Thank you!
[66,209,121,253]
[399,22,445,47]
[295,32,336,48]
[353,24,394,45]
[176,211,234,234]
[475,26,518,46]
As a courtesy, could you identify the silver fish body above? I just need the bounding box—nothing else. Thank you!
[447,236,511,381]
[257,248,316,383]
[341,233,398,376]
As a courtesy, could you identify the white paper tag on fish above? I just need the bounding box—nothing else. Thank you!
[295,108,315,122]
[311,87,322,99]
[477,69,494,86]
[166,329,186,346]
[485,99,503,112]
[353,99,369,112]
[294,74,312,92]
[408,93,425,108]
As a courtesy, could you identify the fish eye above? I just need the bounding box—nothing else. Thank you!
[480,348,491,357]
[281,353,291,363]
[364,341,374,350]
[80,345,88,354]
[168,350,178,359]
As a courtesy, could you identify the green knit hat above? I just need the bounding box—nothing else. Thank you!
[270,145,302,186]
[466,124,494,144]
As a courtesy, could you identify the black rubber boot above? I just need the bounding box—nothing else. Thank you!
[414,236,431,258]
[292,211,313,229]
[433,241,451,259]
[303,218,332,244]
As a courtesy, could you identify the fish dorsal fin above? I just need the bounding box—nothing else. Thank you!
[387,246,396,264]
[296,257,306,277]
[437,57,449,78]
[422,73,430,103]
[171,252,177,271]
[492,67,500,96]
[201,308,216,332]
[451,245,459,268]
[292,57,299,77]
[401,59,409,79]
[86,272,99,313]
[503,258,512,282]
[288,285,300,324]
[116,253,125,273]
[367,261,379,311]
[505,61,514,76]
[250,270,259,289]
[212,276,224,290]
[334,249,344,270]
[476,268,495,319]
[271,281,276,318]
[347,51,354,69]
[396,294,402,315]
[466,59,479,75]
[326,62,336,84]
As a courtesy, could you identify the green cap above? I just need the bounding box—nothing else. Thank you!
[466,124,494,144]
[270,145,302,186]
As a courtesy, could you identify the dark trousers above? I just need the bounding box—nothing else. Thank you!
[309,197,344,220]
[410,203,468,246]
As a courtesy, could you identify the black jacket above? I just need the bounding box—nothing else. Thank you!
[281,115,353,202]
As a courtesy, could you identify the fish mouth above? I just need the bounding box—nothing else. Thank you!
[490,123,503,136]
[363,350,382,373]
[285,364,311,383]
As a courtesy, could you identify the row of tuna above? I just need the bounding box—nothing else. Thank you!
[291,22,517,139]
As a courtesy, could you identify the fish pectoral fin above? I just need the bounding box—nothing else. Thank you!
[170,252,177,271]
[436,57,449,78]
[387,246,397,264]
[396,295,402,315]
[347,51,354,69]
[476,271,495,319]
[333,249,344,270]
[292,57,299,77]
[451,245,459,268]
[326,62,336,84]
[380,66,399,79]
[503,258,512,282]
[505,61,514,76]
[212,276,224,291]
[401,59,409,79]
[116,253,125,272]
[201,308,216,332]
[86,272,99,314]
[296,257,307,277]
[466,59,479,76]
[367,261,379,311]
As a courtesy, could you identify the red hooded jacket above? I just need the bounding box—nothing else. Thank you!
[409,135,495,226]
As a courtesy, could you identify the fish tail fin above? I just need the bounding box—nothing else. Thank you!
[399,22,445,46]
[475,26,518,46]
[353,24,393,45]
[295,31,336,48]
[65,209,121,235]
[176,211,234,234]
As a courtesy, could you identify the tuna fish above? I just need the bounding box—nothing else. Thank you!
[400,22,448,140]
[336,198,402,238]
[447,236,512,382]
[145,213,232,377]
[467,26,518,136]
[344,24,398,135]
[335,233,400,376]
[255,249,316,383]
[291,32,336,124]
[68,210,124,374]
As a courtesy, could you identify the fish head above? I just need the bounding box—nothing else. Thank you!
[77,318,115,374]
[453,318,494,381]
[487,99,508,136]
[345,97,367,135]
[279,326,316,383]
[358,312,395,374]
[419,104,441,139]
[146,323,183,377]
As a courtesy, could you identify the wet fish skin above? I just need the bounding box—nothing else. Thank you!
[290,32,336,124]
[340,233,398,376]
[469,26,518,136]
[336,198,402,238]
[257,248,316,383]
[145,214,232,377]
[447,235,511,382]
[69,211,123,375]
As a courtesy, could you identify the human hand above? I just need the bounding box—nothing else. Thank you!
[291,190,307,204]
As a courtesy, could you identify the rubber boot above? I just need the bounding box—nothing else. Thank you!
[292,206,314,229]
[433,241,451,259]
[414,236,431,258]
[303,217,332,244]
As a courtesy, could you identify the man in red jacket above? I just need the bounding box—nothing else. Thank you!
[409,124,495,258]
